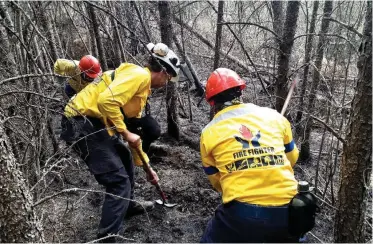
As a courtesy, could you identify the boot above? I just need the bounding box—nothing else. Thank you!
[125,201,154,218]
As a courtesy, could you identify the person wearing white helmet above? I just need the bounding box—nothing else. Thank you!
[60,43,180,242]
[146,42,180,83]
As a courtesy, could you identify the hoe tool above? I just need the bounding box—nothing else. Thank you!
[134,146,177,208]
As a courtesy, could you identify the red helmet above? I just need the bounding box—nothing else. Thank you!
[79,55,102,78]
[205,68,246,105]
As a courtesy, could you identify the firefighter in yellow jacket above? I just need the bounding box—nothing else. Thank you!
[61,43,180,241]
[54,55,102,97]
[200,68,299,243]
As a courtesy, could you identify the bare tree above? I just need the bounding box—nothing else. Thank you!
[270,1,284,45]
[86,2,108,71]
[300,1,333,161]
[158,1,180,140]
[110,2,126,65]
[0,2,17,76]
[132,1,151,43]
[34,2,60,61]
[126,2,140,56]
[275,1,300,112]
[334,1,372,242]
[0,121,45,243]
[296,1,320,125]
[213,1,224,70]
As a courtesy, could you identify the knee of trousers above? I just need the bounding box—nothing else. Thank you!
[95,168,131,194]
[107,176,132,199]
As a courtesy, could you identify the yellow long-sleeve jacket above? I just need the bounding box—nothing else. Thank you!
[54,59,90,93]
[200,103,299,206]
[64,63,152,165]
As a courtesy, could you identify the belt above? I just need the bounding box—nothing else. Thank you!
[223,200,288,221]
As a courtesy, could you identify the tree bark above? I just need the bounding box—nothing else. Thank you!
[213,1,224,70]
[0,121,45,242]
[0,2,17,76]
[158,1,180,140]
[86,3,108,71]
[334,1,372,242]
[271,1,284,46]
[300,1,333,161]
[275,1,300,112]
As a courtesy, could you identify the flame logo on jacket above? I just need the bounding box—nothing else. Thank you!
[234,125,261,148]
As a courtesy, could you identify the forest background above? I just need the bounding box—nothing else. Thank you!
[0,1,371,243]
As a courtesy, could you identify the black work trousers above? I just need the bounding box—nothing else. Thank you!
[125,115,161,153]
[61,116,135,238]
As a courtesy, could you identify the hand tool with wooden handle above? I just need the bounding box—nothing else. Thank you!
[134,145,177,208]
[281,76,298,116]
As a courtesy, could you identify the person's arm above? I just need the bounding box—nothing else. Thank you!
[283,118,299,167]
[98,70,158,183]
[97,70,146,135]
[200,134,222,192]
[129,139,159,185]
[54,59,77,76]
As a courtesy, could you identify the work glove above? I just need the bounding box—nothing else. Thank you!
[146,167,159,185]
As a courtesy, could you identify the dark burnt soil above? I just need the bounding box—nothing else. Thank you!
[42,131,221,243]
[39,80,371,243]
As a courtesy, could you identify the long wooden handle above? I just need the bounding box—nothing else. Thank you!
[134,146,167,202]
[281,77,298,116]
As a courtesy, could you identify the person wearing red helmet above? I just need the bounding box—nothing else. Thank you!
[200,68,300,242]
[54,55,102,98]
[60,43,180,242]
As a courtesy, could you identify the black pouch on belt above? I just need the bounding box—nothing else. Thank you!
[288,191,319,237]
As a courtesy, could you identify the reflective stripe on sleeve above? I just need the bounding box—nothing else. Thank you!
[284,140,295,153]
[203,166,219,175]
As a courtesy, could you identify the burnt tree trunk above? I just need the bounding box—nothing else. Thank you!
[300,1,333,161]
[334,1,372,242]
[86,3,108,71]
[213,1,224,70]
[275,1,300,112]
[0,121,45,242]
[158,1,180,140]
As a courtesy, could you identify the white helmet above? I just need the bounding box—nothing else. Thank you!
[147,43,180,82]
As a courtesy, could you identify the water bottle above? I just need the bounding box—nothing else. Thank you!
[292,181,316,206]
[288,181,318,238]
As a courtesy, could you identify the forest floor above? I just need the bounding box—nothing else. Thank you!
[39,78,371,243]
